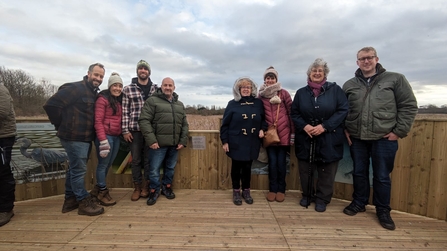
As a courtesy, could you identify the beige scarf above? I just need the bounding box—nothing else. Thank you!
[259,82,282,104]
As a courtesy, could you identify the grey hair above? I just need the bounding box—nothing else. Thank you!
[88,63,105,72]
[232,77,258,101]
[306,58,330,78]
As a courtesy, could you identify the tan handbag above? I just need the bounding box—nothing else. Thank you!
[263,104,280,147]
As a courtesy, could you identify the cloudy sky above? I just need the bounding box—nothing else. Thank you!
[1,0,446,108]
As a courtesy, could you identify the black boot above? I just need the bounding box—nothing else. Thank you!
[233,189,242,206]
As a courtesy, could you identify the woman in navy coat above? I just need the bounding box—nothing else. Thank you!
[291,58,348,212]
[220,77,267,206]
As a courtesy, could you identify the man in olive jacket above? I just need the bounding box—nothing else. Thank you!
[0,82,17,227]
[139,77,188,206]
[342,47,417,231]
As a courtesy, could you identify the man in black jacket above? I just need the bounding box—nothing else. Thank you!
[44,63,105,216]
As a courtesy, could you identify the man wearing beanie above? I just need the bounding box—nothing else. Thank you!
[44,63,105,216]
[122,60,158,201]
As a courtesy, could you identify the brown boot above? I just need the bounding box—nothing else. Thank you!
[276,192,285,202]
[78,196,104,216]
[90,185,100,198]
[97,189,116,206]
[131,182,141,201]
[61,196,79,213]
[266,192,276,202]
[140,180,150,198]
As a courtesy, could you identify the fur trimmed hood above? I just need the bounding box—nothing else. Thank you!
[232,77,258,101]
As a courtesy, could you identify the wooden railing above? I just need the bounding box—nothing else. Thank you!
[15,118,447,221]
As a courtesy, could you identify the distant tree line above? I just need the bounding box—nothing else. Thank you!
[0,66,58,116]
[0,66,225,117]
[418,104,447,114]
[2,66,446,117]
[185,104,225,116]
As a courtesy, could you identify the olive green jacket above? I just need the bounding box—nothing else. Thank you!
[0,83,17,139]
[343,64,417,140]
[139,89,189,147]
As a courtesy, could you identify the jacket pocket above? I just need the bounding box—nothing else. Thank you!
[372,111,396,134]
[345,112,360,135]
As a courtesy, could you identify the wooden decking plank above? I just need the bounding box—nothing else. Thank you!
[3,189,446,251]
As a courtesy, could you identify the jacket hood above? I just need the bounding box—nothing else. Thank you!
[232,77,258,101]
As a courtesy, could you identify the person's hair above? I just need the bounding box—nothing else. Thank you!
[306,58,330,77]
[357,46,378,57]
[88,63,105,72]
[265,72,276,80]
[97,90,122,115]
[233,77,258,101]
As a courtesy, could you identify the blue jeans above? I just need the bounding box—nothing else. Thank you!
[267,146,288,193]
[128,131,149,184]
[94,135,120,189]
[349,137,398,211]
[148,146,178,192]
[60,139,91,201]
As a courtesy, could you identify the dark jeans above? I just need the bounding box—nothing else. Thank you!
[267,146,288,193]
[298,160,338,204]
[350,137,398,211]
[128,131,149,184]
[148,146,178,192]
[231,159,252,190]
[0,136,15,212]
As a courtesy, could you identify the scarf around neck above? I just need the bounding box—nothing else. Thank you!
[307,78,326,97]
[259,82,282,104]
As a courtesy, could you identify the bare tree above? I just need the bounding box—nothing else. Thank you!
[0,66,59,116]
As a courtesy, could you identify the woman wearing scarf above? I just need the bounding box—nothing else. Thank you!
[291,58,348,212]
[259,66,294,203]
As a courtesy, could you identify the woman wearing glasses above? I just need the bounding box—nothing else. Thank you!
[220,77,267,206]
[291,58,348,212]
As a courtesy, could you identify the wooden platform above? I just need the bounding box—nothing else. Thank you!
[1,189,447,250]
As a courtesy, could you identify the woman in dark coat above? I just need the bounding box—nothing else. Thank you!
[220,77,267,206]
[291,58,348,212]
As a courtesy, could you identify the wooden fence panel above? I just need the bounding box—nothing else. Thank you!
[14,118,447,221]
[427,122,447,219]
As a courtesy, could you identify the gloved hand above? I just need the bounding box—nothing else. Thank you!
[290,133,295,145]
[99,140,110,158]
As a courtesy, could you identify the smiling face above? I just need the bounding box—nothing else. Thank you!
[87,65,105,88]
[264,74,277,86]
[309,66,325,83]
[239,80,252,97]
[137,66,150,80]
[161,77,175,100]
[357,49,379,78]
[109,83,123,97]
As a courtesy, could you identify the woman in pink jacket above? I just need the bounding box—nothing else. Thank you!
[90,72,123,206]
[259,66,294,202]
